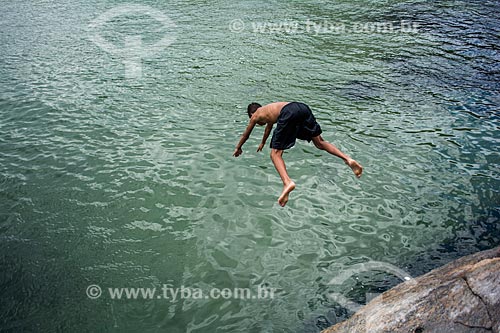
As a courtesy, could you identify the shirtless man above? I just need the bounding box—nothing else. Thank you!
[233,102,363,207]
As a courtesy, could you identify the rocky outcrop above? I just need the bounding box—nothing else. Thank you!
[322,246,500,333]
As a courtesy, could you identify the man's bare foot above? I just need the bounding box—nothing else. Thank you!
[278,181,296,207]
[346,159,363,178]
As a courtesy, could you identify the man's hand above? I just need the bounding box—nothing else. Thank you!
[257,143,264,152]
[233,147,243,157]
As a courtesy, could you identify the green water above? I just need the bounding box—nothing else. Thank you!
[1,0,499,332]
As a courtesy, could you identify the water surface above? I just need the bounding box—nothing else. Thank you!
[0,0,499,331]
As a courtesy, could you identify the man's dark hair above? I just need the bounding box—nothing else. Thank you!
[247,103,261,118]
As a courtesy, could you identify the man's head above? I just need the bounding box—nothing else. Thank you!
[247,103,261,118]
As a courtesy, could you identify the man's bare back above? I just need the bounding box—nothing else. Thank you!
[252,102,289,125]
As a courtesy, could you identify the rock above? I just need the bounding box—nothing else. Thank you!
[322,246,500,333]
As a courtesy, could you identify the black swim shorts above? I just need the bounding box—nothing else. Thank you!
[270,102,322,150]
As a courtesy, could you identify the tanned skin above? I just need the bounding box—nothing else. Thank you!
[233,102,363,207]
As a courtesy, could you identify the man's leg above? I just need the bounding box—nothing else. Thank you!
[312,135,363,178]
[270,149,296,207]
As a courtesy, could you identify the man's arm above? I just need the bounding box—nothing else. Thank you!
[233,118,257,157]
[257,123,273,152]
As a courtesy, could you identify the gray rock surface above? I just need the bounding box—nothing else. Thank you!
[322,246,500,333]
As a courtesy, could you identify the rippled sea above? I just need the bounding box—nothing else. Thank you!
[1,0,499,332]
